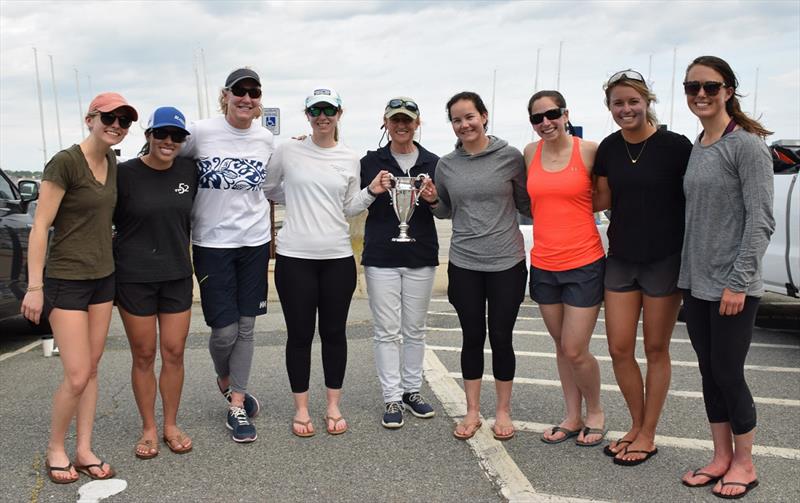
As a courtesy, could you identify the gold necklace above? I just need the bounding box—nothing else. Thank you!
[623,138,649,164]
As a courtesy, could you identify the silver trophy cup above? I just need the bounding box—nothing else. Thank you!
[389,173,428,242]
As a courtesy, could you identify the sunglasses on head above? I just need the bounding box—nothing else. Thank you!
[607,69,646,85]
[228,86,262,99]
[150,128,187,143]
[386,99,419,114]
[683,80,727,97]
[306,106,339,117]
[529,108,565,125]
[99,112,133,129]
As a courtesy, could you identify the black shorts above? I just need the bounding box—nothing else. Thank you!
[44,274,115,313]
[604,252,680,297]
[530,257,605,307]
[193,244,269,328]
[115,277,193,316]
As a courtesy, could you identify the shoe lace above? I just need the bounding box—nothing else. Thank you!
[386,401,403,414]
[230,406,249,425]
[407,393,425,405]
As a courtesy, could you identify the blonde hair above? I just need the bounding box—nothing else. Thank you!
[604,79,659,126]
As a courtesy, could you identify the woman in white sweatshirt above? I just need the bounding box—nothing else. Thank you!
[264,86,388,437]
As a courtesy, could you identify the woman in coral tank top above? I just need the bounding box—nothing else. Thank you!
[524,90,607,447]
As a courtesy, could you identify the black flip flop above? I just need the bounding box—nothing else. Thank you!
[613,448,658,466]
[712,479,759,499]
[603,439,632,457]
[45,461,78,484]
[575,426,607,447]
[682,468,723,487]
[541,425,581,444]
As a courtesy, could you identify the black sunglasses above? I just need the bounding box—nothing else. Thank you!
[306,106,339,117]
[151,128,188,143]
[386,99,419,114]
[228,86,262,99]
[99,112,133,129]
[607,69,646,85]
[683,80,727,97]
[529,108,565,125]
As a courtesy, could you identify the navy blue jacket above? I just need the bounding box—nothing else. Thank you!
[360,142,439,268]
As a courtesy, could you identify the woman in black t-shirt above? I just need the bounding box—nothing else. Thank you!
[593,70,692,466]
[114,107,197,459]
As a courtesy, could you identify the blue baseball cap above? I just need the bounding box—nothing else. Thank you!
[146,106,190,134]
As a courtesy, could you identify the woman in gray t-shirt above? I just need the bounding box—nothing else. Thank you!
[678,56,774,499]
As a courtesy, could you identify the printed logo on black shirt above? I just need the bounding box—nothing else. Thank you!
[175,183,190,194]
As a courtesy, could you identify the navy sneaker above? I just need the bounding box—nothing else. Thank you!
[226,406,257,443]
[217,378,261,418]
[381,401,404,429]
[402,392,435,418]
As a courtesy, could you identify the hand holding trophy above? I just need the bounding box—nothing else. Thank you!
[388,173,429,242]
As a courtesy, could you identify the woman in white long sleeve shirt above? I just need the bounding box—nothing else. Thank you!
[263,86,388,437]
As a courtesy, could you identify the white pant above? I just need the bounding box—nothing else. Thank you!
[365,266,436,403]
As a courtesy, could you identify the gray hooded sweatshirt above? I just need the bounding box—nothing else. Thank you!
[432,136,530,272]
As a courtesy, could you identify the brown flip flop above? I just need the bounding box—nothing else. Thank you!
[45,461,79,484]
[324,415,348,435]
[73,460,116,480]
[163,431,193,454]
[134,438,159,459]
[492,423,515,441]
[292,418,316,438]
[453,419,482,440]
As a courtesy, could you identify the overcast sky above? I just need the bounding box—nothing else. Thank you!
[1,0,798,172]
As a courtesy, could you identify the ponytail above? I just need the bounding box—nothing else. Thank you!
[687,56,772,138]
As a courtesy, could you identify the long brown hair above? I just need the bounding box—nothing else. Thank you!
[686,56,772,138]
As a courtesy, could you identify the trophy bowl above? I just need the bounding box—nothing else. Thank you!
[388,173,428,243]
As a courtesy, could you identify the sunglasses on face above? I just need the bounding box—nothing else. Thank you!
[151,128,187,143]
[306,106,338,117]
[386,99,419,114]
[529,108,565,125]
[607,69,646,85]
[228,86,262,99]
[99,112,133,129]
[683,80,727,97]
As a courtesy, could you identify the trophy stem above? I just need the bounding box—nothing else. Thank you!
[392,222,415,243]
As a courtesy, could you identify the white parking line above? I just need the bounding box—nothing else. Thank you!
[426,344,800,374]
[427,326,800,350]
[0,340,41,362]
[486,419,800,461]
[423,349,607,503]
[444,373,800,407]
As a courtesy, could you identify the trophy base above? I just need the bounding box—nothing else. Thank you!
[391,237,416,243]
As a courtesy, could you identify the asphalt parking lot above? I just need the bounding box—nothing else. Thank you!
[0,294,798,502]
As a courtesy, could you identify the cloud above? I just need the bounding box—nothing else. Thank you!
[1,0,798,172]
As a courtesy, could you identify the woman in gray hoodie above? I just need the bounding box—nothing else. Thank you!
[421,91,529,441]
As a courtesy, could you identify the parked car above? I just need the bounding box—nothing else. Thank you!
[0,168,49,331]
[763,139,800,298]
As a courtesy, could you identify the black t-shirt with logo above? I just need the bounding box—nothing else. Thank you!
[114,157,197,282]
[594,129,693,263]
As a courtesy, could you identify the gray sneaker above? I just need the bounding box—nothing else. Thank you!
[381,401,404,429]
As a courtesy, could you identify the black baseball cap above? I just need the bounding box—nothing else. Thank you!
[225,68,261,88]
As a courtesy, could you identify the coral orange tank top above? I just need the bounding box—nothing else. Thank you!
[527,136,605,271]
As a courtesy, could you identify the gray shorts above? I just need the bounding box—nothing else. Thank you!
[604,252,680,297]
[530,257,605,308]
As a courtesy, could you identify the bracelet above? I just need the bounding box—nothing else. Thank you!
[366,186,378,198]
[27,284,44,292]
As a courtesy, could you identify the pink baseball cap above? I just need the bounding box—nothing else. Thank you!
[87,92,138,121]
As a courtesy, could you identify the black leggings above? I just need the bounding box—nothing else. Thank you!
[275,254,357,393]
[682,292,759,435]
[448,261,527,381]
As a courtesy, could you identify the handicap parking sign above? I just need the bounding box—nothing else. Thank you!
[262,107,280,135]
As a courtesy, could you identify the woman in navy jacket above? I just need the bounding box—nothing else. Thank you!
[360,97,439,429]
